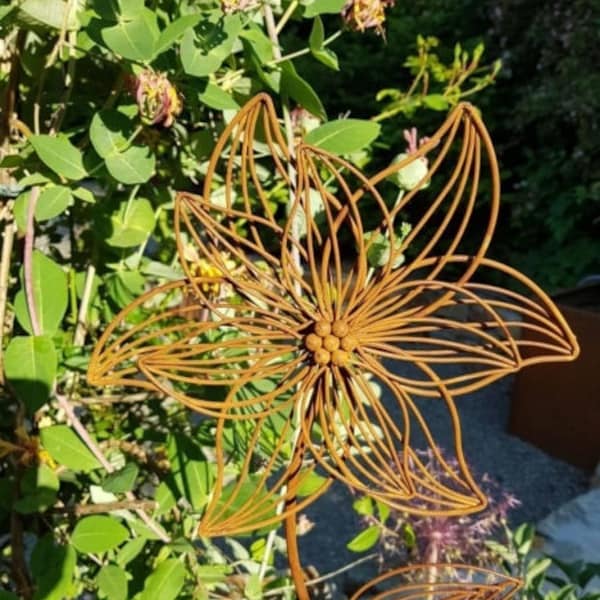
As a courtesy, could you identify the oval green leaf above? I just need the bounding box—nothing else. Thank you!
[102,462,139,494]
[199,83,240,110]
[30,135,87,181]
[71,516,129,554]
[280,61,326,121]
[14,250,68,335]
[140,559,186,600]
[105,146,156,184]
[155,14,201,56]
[100,9,159,61]
[40,425,101,473]
[90,110,135,159]
[107,198,156,247]
[36,185,73,221]
[346,525,381,552]
[4,335,57,413]
[304,119,381,154]
[97,564,128,600]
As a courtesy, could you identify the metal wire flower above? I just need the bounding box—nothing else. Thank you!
[350,564,522,599]
[88,94,578,545]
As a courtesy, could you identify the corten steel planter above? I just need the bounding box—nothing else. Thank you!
[510,284,600,471]
[88,95,578,598]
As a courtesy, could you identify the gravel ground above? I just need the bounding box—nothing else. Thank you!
[297,370,589,598]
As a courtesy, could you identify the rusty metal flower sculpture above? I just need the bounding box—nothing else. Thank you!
[88,94,578,598]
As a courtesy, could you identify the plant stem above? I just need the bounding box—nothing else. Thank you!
[24,187,41,335]
[0,217,16,382]
[73,265,96,346]
[54,392,171,542]
[262,552,379,597]
[275,0,299,34]
[53,498,157,516]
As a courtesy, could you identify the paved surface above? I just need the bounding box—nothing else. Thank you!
[298,373,589,598]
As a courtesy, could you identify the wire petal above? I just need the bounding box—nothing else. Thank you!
[88,278,308,419]
[175,94,305,320]
[198,367,331,537]
[350,564,522,600]
[354,256,579,397]
[301,359,486,516]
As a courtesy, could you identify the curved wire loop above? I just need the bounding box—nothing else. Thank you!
[88,93,578,542]
[350,564,522,599]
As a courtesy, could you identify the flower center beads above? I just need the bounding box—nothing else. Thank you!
[304,319,358,366]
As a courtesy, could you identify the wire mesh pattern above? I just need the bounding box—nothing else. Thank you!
[88,93,579,597]
[350,564,522,599]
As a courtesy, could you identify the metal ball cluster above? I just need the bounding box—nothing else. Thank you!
[304,319,358,367]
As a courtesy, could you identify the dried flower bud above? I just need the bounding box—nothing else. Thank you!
[131,70,182,128]
[342,0,395,35]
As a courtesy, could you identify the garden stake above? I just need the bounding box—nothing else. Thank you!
[89,94,579,598]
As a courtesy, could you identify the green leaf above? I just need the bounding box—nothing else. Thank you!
[14,250,68,335]
[304,0,346,17]
[4,336,57,413]
[296,471,327,497]
[346,525,380,552]
[352,495,374,517]
[18,0,79,30]
[199,83,240,110]
[31,536,77,600]
[155,481,177,515]
[105,145,156,184]
[140,559,186,600]
[97,564,128,600]
[240,26,274,63]
[103,462,139,494]
[280,62,326,121]
[36,185,73,221]
[312,47,339,70]
[403,523,417,549]
[14,187,72,230]
[14,464,59,513]
[116,537,146,568]
[423,94,450,111]
[376,499,390,523]
[30,135,86,180]
[167,434,213,511]
[104,270,145,308]
[90,110,135,159]
[309,16,325,50]
[525,557,553,587]
[180,14,242,78]
[71,516,129,554]
[244,574,262,600]
[107,198,156,247]
[100,9,159,61]
[40,425,101,473]
[72,186,96,203]
[304,119,380,154]
[155,14,202,56]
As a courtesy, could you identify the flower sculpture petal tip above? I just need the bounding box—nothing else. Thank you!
[88,93,578,537]
[350,564,522,599]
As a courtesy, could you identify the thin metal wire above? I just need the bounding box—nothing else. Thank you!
[350,564,522,599]
[88,94,579,596]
